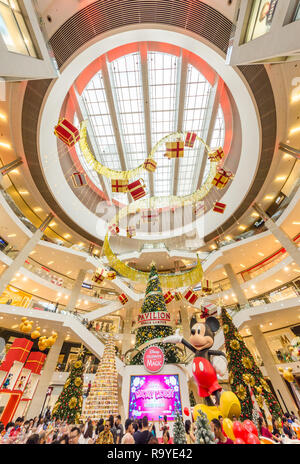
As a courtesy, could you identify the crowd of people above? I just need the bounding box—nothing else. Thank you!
[0,410,299,445]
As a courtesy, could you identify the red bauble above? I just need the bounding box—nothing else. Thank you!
[243,420,258,437]
[232,421,244,439]
[246,433,261,445]
[234,438,246,445]
[184,407,190,416]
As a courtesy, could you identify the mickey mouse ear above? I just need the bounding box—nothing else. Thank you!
[206,317,220,333]
[190,316,197,329]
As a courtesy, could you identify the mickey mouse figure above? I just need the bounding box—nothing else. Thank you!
[162,316,227,406]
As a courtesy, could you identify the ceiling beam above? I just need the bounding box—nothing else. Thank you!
[68,85,110,198]
[196,78,220,190]
[140,43,153,196]
[173,52,188,195]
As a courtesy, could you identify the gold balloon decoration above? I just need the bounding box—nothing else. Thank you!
[222,418,236,441]
[19,318,34,333]
[278,367,294,383]
[31,326,41,339]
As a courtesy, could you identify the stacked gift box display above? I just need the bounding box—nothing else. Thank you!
[81,336,119,421]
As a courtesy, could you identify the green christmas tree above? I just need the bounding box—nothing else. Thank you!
[221,308,282,421]
[195,410,216,444]
[51,349,85,424]
[173,409,187,444]
[131,265,180,364]
[189,390,196,407]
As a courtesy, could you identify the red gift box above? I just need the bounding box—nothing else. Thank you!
[108,224,120,235]
[24,352,46,375]
[92,269,105,283]
[71,172,87,188]
[128,179,147,201]
[54,118,80,147]
[213,202,227,214]
[143,158,157,173]
[118,293,128,305]
[0,338,33,372]
[194,202,205,217]
[164,291,174,305]
[201,279,213,294]
[185,132,197,148]
[111,179,128,193]
[208,147,224,162]
[164,141,184,159]
[184,289,198,305]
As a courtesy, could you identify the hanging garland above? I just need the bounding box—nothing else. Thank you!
[79,122,217,181]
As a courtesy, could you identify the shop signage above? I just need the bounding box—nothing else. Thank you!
[137,311,171,326]
[143,346,165,373]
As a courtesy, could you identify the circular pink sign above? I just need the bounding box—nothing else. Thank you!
[143,346,165,373]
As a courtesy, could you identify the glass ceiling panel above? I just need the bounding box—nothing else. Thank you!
[75,48,225,206]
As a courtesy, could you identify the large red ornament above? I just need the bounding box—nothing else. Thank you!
[232,421,244,439]
[184,407,190,416]
[242,420,258,437]
[246,433,261,445]
[234,438,245,445]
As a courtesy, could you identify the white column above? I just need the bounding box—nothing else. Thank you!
[0,214,53,296]
[250,325,297,413]
[224,263,248,307]
[253,203,300,268]
[25,332,65,419]
[65,269,86,313]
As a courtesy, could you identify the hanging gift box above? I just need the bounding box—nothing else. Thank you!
[128,179,147,201]
[164,141,184,159]
[200,308,210,319]
[213,202,227,214]
[164,291,174,305]
[212,173,230,190]
[185,132,197,148]
[108,223,120,235]
[24,352,46,375]
[174,292,183,301]
[141,209,159,223]
[106,271,116,281]
[118,293,128,305]
[54,118,80,147]
[193,202,205,217]
[111,179,128,193]
[71,172,87,188]
[184,289,198,305]
[201,279,213,294]
[126,226,136,238]
[92,269,105,283]
[208,147,225,162]
[143,158,157,173]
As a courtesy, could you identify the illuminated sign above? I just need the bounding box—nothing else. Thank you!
[137,311,171,326]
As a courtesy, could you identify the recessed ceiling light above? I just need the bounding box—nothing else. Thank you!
[284,267,289,272]
[225,236,232,241]
[275,176,286,181]
[47,261,54,265]
[19,190,29,195]
[238,225,246,231]
[258,252,264,257]
[289,126,300,135]
[269,323,272,326]
[64,234,71,239]
[275,279,282,283]
[0,113,6,120]
[49,222,56,227]
[33,207,42,212]
[0,142,11,149]
[240,264,246,268]
[292,222,300,225]
[8,234,16,238]
[251,212,259,218]
[264,195,274,201]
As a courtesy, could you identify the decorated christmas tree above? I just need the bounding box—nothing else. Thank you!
[195,410,216,444]
[131,265,180,364]
[81,336,118,421]
[52,349,84,424]
[173,409,187,444]
[221,308,282,420]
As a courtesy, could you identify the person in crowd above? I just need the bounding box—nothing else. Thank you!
[80,419,94,444]
[258,416,281,442]
[69,426,81,444]
[36,418,44,434]
[159,415,169,437]
[134,416,152,444]
[150,422,156,437]
[59,434,69,444]
[231,416,237,422]
[211,419,234,444]
[282,417,296,439]
[96,418,104,436]
[26,433,40,444]
[96,420,114,444]
[132,419,139,433]
[39,432,46,444]
[148,435,159,444]
[121,418,135,444]
[133,418,143,442]
[114,415,124,444]
[162,429,171,444]
[272,416,282,438]
[185,419,195,444]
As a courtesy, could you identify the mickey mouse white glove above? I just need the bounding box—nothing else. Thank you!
[212,357,227,377]
[162,329,182,344]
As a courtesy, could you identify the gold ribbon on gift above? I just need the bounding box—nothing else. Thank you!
[103,235,203,289]
[79,122,215,181]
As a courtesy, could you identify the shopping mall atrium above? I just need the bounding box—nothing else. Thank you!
[0,0,300,446]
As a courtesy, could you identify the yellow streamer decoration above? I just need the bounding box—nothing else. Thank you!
[79,122,214,181]
[103,234,203,289]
